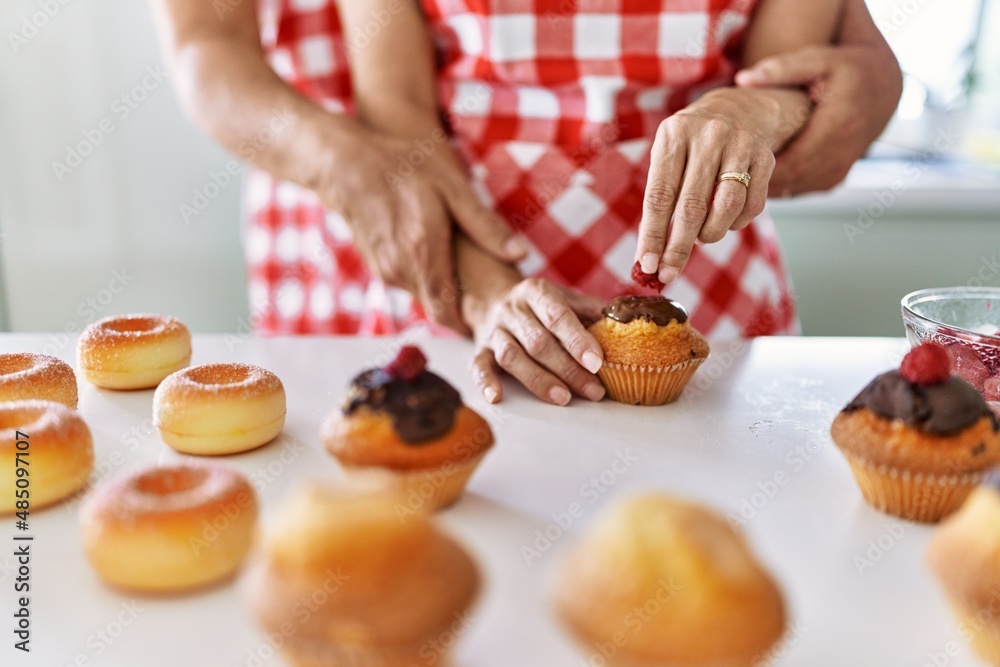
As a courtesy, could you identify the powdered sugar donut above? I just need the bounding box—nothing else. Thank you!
[81,463,257,591]
[77,314,191,389]
[153,363,285,455]
[0,353,78,408]
[0,400,93,512]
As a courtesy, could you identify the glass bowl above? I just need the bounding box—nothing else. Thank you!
[902,287,1000,411]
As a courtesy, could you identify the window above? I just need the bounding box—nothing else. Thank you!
[865,0,998,156]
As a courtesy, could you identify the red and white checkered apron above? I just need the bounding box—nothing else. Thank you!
[246,0,798,337]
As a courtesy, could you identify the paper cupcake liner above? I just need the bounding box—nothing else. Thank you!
[598,357,705,406]
[842,452,983,523]
[342,450,488,513]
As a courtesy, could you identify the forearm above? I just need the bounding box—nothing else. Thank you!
[709,0,844,150]
[347,65,442,141]
[152,0,373,205]
[334,0,440,140]
[838,0,903,115]
[173,41,367,192]
[744,0,841,62]
[839,0,889,46]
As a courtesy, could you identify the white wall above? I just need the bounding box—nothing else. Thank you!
[770,164,1000,337]
[0,0,998,339]
[0,0,249,339]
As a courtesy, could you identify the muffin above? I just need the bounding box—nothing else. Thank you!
[554,494,786,666]
[831,342,1000,522]
[321,345,494,511]
[588,296,709,405]
[243,480,479,667]
[928,477,1000,666]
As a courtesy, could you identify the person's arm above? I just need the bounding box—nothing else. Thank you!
[331,1,605,404]
[333,0,440,139]
[150,0,360,198]
[736,0,903,195]
[634,0,841,286]
[150,0,525,332]
[460,1,842,404]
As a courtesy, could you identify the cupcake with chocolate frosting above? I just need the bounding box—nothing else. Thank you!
[321,346,494,511]
[831,342,1000,522]
[587,296,709,405]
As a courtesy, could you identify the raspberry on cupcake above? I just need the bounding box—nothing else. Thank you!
[831,342,1000,522]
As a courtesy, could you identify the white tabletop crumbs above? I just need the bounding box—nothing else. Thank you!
[0,333,983,667]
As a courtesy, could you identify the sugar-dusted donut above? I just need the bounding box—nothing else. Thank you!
[0,400,93,512]
[80,463,258,591]
[77,313,191,389]
[154,363,285,455]
[0,353,78,408]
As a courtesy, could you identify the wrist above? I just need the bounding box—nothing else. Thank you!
[693,88,811,151]
[755,88,813,151]
[311,117,389,209]
[456,235,522,333]
[358,98,444,140]
[461,275,517,334]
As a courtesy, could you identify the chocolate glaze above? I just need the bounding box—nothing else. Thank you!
[343,369,462,444]
[843,370,999,436]
[602,296,688,326]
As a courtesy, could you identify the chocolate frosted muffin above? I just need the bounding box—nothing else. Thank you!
[322,346,494,511]
[588,296,709,405]
[831,342,1000,522]
[343,367,463,444]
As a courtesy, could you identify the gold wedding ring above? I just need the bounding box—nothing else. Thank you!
[718,171,751,188]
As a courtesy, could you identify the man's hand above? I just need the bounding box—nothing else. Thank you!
[154,0,528,333]
[325,130,527,334]
[735,7,903,196]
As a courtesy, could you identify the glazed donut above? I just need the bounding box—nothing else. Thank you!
[77,313,191,389]
[80,463,258,592]
[0,353,78,408]
[153,363,285,455]
[0,400,93,513]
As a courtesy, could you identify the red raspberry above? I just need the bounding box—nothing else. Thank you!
[384,345,427,381]
[631,261,665,291]
[900,342,952,385]
[948,343,990,389]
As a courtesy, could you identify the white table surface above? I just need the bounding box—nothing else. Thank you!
[0,334,983,667]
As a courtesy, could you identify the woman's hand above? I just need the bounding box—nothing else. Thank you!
[465,277,606,406]
[634,87,809,286]
[323,129,527,334]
